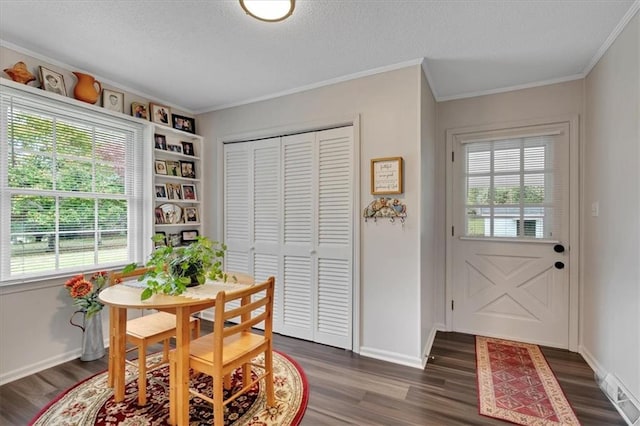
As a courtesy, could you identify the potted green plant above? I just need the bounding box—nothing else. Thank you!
[126,235,227,300]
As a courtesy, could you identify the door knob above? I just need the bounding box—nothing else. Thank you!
[554,261,565,269]
[554,244,565,253]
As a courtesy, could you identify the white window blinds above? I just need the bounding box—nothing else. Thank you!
[0,85,145,283]
[462,136,561,239]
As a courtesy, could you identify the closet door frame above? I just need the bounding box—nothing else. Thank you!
[215,115,361,352]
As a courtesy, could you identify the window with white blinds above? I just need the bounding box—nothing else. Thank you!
[0,85,145,283]
[463,136,559,239]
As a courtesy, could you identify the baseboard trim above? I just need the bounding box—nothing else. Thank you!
[0,349,82,386]
[579,345,606,379]
[0,337,110,386]
[358,346,424,369]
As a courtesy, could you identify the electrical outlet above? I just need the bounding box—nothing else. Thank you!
[591,201,599,217]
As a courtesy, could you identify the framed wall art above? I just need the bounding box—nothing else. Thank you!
[371,157,403,195]
[150,103,171,125]
[172,114,195,134]
[102,88,124,113]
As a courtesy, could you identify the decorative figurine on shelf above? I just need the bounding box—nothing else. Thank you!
[72,71,102,104]
[3,61,36,84]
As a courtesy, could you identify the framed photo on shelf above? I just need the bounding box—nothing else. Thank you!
[155,184,168,199]
[172,114,195,134]
[168,233,182,247]
[150,103,171,125]
[182,184,197,200]
[180,161,196,179]
[184,207,198,223]
[166,160,181,177]
[154,134,167,150]
[154,231,167,247]
[167,142,182,154]
[102,88,124,113]
[370,156,403,195]
[181,141,195,156]
[166,183,183,200]
[181,229,199,242]
[131,102,149,120]
[167,160,182,177]
[154,207,165,224]
[39,66,67,96]
[154,160,167,175]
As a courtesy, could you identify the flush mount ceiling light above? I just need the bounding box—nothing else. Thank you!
[239,0,295,22]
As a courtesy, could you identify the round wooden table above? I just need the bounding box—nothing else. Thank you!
[99,281,251,425]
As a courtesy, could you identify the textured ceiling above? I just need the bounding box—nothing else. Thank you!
[0,1,637,113]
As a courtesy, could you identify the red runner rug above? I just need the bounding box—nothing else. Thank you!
[30,351,308,425]
[476,336,580,425]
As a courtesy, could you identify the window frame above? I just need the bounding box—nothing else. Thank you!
[0,81,151,285]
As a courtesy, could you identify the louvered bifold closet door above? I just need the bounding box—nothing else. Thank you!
[314,127,353,349]
[251,139,281,329]
[215,143,252,322]
[279,133,316,340]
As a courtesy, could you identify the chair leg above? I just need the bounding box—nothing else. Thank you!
[213,375,225,426]
[191,317,201,339]
[264,349,275,406]
[242,363,251,389]
[162,338,170,363]
[138,342,147,406]
[223,373,231,390]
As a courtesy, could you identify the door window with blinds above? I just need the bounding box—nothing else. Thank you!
[462,135,561,239]
[0,85,145,282]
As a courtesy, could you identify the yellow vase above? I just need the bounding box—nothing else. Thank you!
[72,72,102,104]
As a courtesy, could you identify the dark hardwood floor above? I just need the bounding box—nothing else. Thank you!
[0,329,624,425]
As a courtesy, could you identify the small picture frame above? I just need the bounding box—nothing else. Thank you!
[154,159,167,175]
[172,114,195,134]
[371,157,403,195]
[166,160,181,177]
[131,102,149,120]
[184,207,199,223]
[154,231,167,247]
[155,184,168,199]
[154,207,165,224]
[181,229,199,242]
[181,141,195,156]
[166,183,183,200]
[154,134,167,150]
[39,66,67,96]
[182,184,197,200]
[102,88,124,113]
[167,142,182,154]
[150,103,171,125]
[168,233,182,247]
[180,161,196,179]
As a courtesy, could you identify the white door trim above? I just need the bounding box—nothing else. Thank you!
[445,114,579,351]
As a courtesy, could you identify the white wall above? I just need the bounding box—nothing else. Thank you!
[197,65,435,366]
[435,79,584,326]
[583,12,639,401]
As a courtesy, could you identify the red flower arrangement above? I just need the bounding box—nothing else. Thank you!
[64,271,110,318]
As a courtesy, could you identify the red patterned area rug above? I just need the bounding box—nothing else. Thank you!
[30,351,308,426]
[476,336,580,426]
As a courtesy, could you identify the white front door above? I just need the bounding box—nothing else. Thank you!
[448,121,575,349]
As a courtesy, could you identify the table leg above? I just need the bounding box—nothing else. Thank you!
[175,307,192,425]
[112,307,127,402]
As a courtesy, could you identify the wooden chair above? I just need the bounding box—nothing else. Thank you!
[107,267,200,406]
[169,276,275,426]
